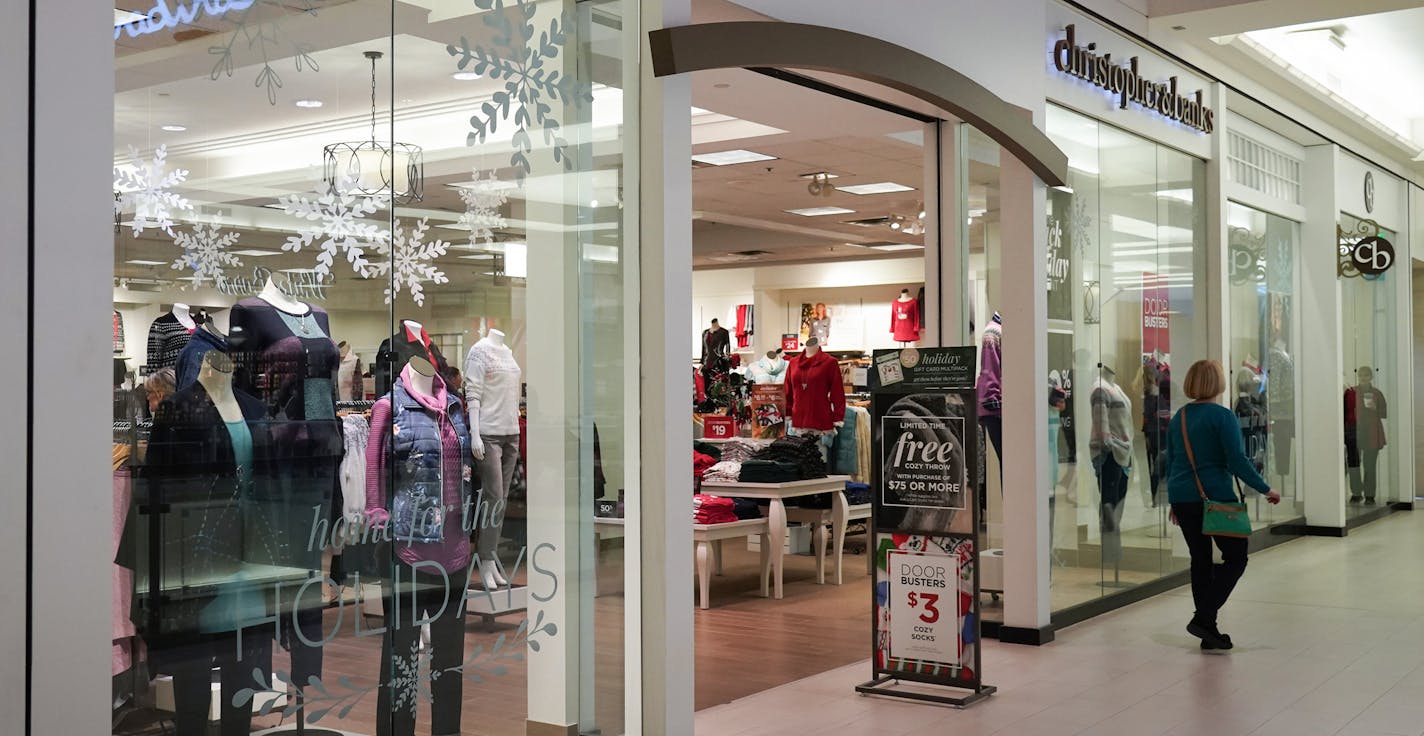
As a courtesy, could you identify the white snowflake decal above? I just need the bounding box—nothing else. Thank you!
[1070,196,1093,259]
[114,145,193,237]
[446,0,594,179]
[277,177,387,278]
[206,0,321,106]
[458,170,511,246]
[365,218,450,306]
[171,223,242,289]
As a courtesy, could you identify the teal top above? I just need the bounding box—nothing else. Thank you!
[1162,401,1271,504]
[223,420,253,489]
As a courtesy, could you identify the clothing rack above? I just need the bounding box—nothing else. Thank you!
[336,400,376,410]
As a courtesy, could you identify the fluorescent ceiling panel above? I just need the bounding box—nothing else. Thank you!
[114,8,148,25]
[691,149,777,166]
[837,182,916,195]
[866,243,924,252]
[785,206,856,217]
[125,259,167,266]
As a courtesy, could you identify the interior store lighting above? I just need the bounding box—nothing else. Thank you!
[295,99,324,108]
[322,51,424,204]
[836,182,916,195]
[691,149,777,166]
[785,206,855,217]
[452,71,483,81]
[160,124,187,132]
[114,8,149,25]
[866,243,924,252]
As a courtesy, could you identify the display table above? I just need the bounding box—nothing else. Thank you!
[700,475,851,599]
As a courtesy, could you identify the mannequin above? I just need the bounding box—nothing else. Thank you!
[699,318,733,408]
[748,348,788,384]
[227,287,340,703]
[1233,365,1266,476]
[891,289,921,343]
[1345,366,1388,505]
[463,328,522,590]
[977,312,1004,478]
[375,319,453,398]
[365,358,472,736]
[128,349,274,736]
[147,303,198,370]
[1266,339,1296,474]
[337,341,361,401]
[1090,361,1133,575]
[784,337,845,459]
[175,316,230,391]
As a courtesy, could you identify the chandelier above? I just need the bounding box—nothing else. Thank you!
[323,51,423,203]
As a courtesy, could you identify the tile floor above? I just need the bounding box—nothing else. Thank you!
[695,510,1424,736]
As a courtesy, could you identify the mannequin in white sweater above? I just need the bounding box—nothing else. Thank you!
[463,329,523,589]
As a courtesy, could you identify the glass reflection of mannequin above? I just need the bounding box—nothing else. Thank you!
[1345,366,1388,505]
[1090,360,1133,580]
[1233,364,1266,476]
[463,328,522,590]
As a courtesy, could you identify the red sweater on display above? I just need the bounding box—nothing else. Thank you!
[891,298,921,342]
[785,350,846,432]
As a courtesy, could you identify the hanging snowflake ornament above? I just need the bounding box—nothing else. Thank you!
[458,170,511,246]
[114,145,194,237]
[277,176,387,278]
[446,0,594,179]
[171,223,243,289]
[365,218,450,306]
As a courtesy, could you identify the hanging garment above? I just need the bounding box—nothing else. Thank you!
[891,298,921,342]
[977,316,1003,416]
[146,312,194,370]
[374,322,454,398]
[831,407,859,477]
[340,413,370,526]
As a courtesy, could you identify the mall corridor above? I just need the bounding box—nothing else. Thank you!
[697,510,1424,736]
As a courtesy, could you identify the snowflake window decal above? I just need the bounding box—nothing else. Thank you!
[114,145,194,237]
[208,0,321,106]
[277,177,388,279]
[446,0,594,180]
[458,170,512,246]
[172,223,243,289]
[364,218,451,306]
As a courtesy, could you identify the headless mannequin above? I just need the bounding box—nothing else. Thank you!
[199,357,243,422]
[464,329,521,589]
[257,276,310,315]
[1091,363,1132,577]
[897,290,913,302]
[172,302,197,332]
[406,355,435,396]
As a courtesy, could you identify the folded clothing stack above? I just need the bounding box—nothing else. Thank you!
[751,435,827,480]
[717,438,771,464]
[731,497,762,520]
[693,494,738,524]
[845,481,872,505]
[693,450,719,492]
[693,441,723,460]
[738,460,801,483]
[703,460,742,484]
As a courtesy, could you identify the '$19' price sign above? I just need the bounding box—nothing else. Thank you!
[906,591,941,623]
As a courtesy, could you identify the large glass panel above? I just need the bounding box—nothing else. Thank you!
[1226,202,1303,525]
[1044,105,1206,613]
[1340,212,1399,517]
[113,1,630,733]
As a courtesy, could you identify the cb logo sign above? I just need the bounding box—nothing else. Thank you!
[1339,235,1395,279]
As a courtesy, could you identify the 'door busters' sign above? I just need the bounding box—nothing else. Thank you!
[1142,272,1170,354]
[887,548,964,668]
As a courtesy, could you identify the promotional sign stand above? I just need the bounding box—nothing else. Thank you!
[855,347,996,708]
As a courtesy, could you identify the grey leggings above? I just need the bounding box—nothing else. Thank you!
[476,435,519,561]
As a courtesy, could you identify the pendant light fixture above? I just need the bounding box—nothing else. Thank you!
[322,51,423,203]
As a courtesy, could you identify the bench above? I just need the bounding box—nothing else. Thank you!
[693,518,772,609]
[785,502,873,583]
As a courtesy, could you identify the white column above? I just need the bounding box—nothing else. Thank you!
[0,3,29,733]
[937,123,966,346]
[1390,179,1414,508]
[1000,155,1051,634]
[1299,144,1347,529]
[1205,85,1230,369]
[28,1,115,734]
[638,0,695,732]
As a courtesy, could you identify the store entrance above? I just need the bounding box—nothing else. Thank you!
[687,67,934,709]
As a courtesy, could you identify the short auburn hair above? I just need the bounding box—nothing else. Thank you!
[1183,359,1225,401]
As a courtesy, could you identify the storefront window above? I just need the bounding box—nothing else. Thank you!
[1340,212,1400,516]
[1045,105,1206,612]
[112,1,631,733]
[1226,202,1302,524]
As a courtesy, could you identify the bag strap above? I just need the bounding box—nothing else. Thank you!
[1180,404,1209,503]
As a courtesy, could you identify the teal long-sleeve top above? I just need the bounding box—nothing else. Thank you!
[1162,401,1271,504]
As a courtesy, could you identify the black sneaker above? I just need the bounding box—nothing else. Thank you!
[1365,498,1377,506]
[1349,496,1363,504]
[1187,619,1232,651]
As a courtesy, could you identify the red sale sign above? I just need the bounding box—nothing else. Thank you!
[703,415,735,439]
[781,333,800,352]
[1142,272,1170,354]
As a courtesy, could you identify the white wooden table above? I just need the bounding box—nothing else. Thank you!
[700,475,851,599]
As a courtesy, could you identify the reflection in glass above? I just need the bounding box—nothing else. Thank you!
[1340,213,1399,515]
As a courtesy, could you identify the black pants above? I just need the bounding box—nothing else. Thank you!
[377,565,468,736]
[982,415,1003,476]
[1350,447,1381,500]
[1145,430,1164,506]
[168,633,272,736]
[1094,452,1129,564]
[1172,502,1249,626]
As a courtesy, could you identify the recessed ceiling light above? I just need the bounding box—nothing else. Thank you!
[785,206,856,217]
[799,171,840,180]
[160,124,187,132]
[865,243,924,252]
[295,99,324,108]
[230,249,281,257]
[452,71,482,81]
[125,259,167,266]
[691,149,777,166]
[114,9,148,25]
[459,254,495,260]
[714,83,732,89]
[837,182,915,195]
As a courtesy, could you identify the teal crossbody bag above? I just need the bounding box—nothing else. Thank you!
[1181,405,1253,538]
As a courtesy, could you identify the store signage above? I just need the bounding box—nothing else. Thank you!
[749,385,786,439]
[860,347,992,705]
[1141,272,1170,353]
[1364,172,1375,214]
[114,0,255,40]
[703,415,735,439]
[1340,236,1396,278]
[781,333,800,352]
[1052,24,1215,134]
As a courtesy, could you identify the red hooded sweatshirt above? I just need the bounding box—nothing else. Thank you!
[785,350,846,431]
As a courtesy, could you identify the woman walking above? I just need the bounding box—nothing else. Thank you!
[1163,360,1280,651]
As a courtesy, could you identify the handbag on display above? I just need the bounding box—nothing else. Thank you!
[1180,405,1253,538]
